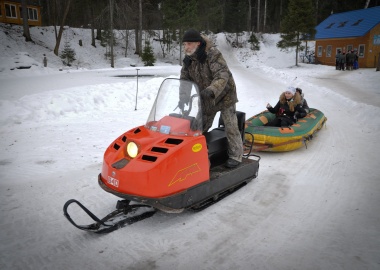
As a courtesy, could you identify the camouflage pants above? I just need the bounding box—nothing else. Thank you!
[202,104,243,162]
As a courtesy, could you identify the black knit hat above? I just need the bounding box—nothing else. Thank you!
[182,29,203,42]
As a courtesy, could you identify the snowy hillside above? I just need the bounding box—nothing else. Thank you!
[0,24,309,74]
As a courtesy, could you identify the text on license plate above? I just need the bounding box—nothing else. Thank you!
[107,176,119,187]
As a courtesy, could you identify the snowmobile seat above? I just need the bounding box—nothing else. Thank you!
[204,111,246,168]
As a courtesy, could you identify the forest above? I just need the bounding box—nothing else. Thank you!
[40,0,380,34]
[18,0,379,64]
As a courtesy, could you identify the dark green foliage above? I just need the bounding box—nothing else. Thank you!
[60,41,76,66]
[277,0,316,65]
[224,0,247,33]
[162,0,200,32]
[248,33,260,50]
[141,41,156,66]
[100,29,117,47]
[197,0,225,33]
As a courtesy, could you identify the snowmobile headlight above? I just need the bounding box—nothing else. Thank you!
[127,142,139,158]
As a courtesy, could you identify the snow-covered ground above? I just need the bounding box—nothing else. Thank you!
[1,25,380,270]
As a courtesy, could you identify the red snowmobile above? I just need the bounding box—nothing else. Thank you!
[64,78,260,233]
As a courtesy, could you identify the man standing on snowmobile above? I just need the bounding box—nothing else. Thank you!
[178,29,243,168]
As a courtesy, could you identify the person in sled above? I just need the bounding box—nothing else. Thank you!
[178,29,243,168]
[295,87,309,113]
[265,86,307,127]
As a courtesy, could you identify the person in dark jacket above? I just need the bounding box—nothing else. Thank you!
[339,52,346,71]
[179,29,242,168]
[266,86,307,127]
[346,50,356,71]
[296,87,309,113]
[335,50,341,70]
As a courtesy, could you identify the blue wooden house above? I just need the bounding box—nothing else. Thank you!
[314,6,380,68]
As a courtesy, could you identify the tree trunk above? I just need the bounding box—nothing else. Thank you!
[109,0,114,68]
[53,0,72,56]
[90,5,96,47]
[263,0,267,32]
[46,0,51,25]
[138,0,143,56]
[125,29,129,57]
[257,0,261,32]
[247,0,252,32]
[135,28,139,54]
[21,0,32,42]
[53,0,58,40]
[179,28,183,66]
[296,32,299,66]
[279,0,283,31]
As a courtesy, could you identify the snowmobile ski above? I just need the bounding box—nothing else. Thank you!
[63,199,156,234]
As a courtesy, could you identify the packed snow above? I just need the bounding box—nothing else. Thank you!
[1,24,380,270]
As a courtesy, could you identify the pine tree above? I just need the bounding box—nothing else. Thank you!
[277,0,316,66]
[141,41,156,66]
[100,29,117,59]
[248,33,260,51]
[60,41,76,66]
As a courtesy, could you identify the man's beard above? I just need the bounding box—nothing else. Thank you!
[185,47,197,56]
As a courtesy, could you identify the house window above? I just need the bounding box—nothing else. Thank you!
[325,23,335,29]
[338,21,348,27]
[347,45,353,52]
[326,45,332,57]
[5,4,17,18]
[352,19,363,26]
[374,35,380,45]
[358,44,365,58]
[19,7,38,21]
[317,46,323,57]
[336,48,342,55]
[28,8,38,21]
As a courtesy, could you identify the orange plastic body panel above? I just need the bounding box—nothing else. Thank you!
[99,117,210,198]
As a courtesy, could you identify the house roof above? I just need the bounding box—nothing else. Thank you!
[315,6,380,40]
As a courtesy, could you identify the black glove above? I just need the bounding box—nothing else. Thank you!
[201,89,215,99]
[294,111,306,121]
[178,100,188,110]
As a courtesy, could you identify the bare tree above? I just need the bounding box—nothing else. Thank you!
[257,0,261,32]
[136,0,143,56]
[90,4,96,47]
[52,0,58,40]
[21,0,32,41]
[109,0,114,68]
[247,0,252,31]
[54,0,72,56]
[263,0,267,32]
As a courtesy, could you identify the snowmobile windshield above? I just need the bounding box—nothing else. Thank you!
[145,78,203,137]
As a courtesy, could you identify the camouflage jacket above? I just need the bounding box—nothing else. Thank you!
[180,35,238,113]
